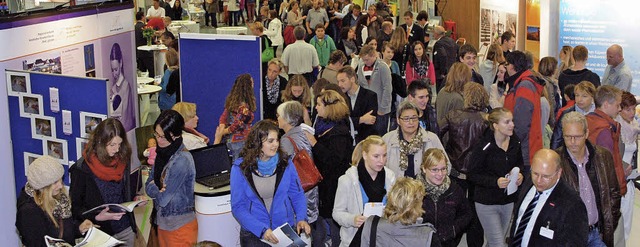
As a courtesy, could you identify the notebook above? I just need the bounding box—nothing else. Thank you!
[190,144,233,189]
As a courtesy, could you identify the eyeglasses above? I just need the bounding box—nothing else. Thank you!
[563,134,585,142]
[428,167,448,174]
[531,169,560,181]
[399,116,419,123]
[153,132,166,140]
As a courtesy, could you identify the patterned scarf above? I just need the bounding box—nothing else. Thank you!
[414,59,428,77]
[25,182,72,220]
[398,129,423,171]
[417,172,451,202]
[265,75,280,104]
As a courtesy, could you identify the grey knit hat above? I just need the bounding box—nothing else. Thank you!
[27,155,64,190]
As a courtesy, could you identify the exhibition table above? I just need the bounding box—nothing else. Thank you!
[136,77,154,85]
[216,27,248,35]
[137,45,167,79]
[194,183,240,246]
[169,20,200,35]
[137,85,162,127]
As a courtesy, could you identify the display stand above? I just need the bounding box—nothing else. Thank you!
[194,184,240,246]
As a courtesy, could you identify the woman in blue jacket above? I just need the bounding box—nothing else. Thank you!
[231,120,310,246]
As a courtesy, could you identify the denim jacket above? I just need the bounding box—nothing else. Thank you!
[231,157,307,238]
[145,144,196,230]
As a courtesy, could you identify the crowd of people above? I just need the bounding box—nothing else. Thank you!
[14,0,639,246]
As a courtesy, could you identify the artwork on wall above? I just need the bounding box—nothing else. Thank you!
[31,115,56,139]
[79,111,107,138]
[19,93,43,117]
[76,138,88,161]
[6,71,31,96]
[23,152,41,175]
[42,138,68,164]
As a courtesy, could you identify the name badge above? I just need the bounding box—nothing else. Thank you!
[540,226,554,239]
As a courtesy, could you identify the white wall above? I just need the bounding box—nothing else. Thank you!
[540,0,559,58]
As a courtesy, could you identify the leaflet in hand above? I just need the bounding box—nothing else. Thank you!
[506,167,520,195]
[260,223,310,247]
[82,200,147,215]
[363,202,385,217]
[45,227,123,247]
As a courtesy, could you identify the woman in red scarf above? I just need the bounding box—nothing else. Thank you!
[70,118,144,246]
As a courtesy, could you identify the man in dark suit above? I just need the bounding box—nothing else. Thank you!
[432,25,458,92]
[337,66,377,144]
[134,11,155,78]
[400,11,424,46]
[509,149,588,246]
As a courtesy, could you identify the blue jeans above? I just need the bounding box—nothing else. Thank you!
[587,227,607,247]
[240,228,270,247]
[228,11,240,26]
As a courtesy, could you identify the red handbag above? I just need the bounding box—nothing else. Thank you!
[286,136,322,192]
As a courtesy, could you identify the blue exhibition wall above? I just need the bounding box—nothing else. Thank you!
[559,0,640,95]
[7,70,108,195]
[179,33,262,140]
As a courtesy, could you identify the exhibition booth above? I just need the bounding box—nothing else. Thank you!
[1,0,639,245]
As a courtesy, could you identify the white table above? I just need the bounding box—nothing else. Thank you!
[136,77,154,85]
[137,45,168,79]
[138,85,162,126]
[169,20,200,35]
[217,27,248,35]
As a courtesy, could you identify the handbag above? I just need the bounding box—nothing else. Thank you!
[261,37,275,63]
[286,136,322,191]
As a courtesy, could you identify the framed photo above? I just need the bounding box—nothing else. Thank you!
[42,138,68,163]
[23,152,42,175]
[31,115,56,139]
[6,71,30,96]
[19,94,43,117]
[76,138,88,161]
[79,112,107,138]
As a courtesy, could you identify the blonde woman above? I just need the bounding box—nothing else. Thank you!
[17,156,93,246]
[333,135,396,247]
[172,102,210,150]
[352,177,440,246]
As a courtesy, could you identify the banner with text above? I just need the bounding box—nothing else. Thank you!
[559,0,640,95]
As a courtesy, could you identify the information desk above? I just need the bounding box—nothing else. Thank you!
[194,183,240,246]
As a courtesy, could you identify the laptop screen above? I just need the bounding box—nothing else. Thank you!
[190,144,232,179]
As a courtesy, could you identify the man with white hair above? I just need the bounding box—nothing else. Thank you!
[602,44,633,91]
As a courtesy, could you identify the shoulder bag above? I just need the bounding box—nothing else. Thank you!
[286,136,322,191]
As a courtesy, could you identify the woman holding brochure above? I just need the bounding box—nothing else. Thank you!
[145,110,198,246]
[333,135,396,247]
[70,118,141,246]
[467,107,524,247]
[231,120,310,246]
[17,156,93,247]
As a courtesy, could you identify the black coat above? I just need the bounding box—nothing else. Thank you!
[16,189,79,247]
[346,86,378,144]
[432,36,458,85]
[468,130,523,205]
[422,181,471,246]
[262,75,288,120]
[312,120,354,218]
[69,158,137,236]
[508,179,588,246]
[400,23,425,46]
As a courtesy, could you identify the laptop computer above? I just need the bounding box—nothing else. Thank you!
[190,144,233,189]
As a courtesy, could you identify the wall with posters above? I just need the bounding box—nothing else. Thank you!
[559,0,639,95]
[479,0,519,50]
[0,3,135,243]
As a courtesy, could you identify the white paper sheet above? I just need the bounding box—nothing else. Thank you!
[506,167,520,195]
[363,202,385,217]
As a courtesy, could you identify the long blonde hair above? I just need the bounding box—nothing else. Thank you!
[383,177,425,225]
[351,135,385,166]
[33,183,68,228]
